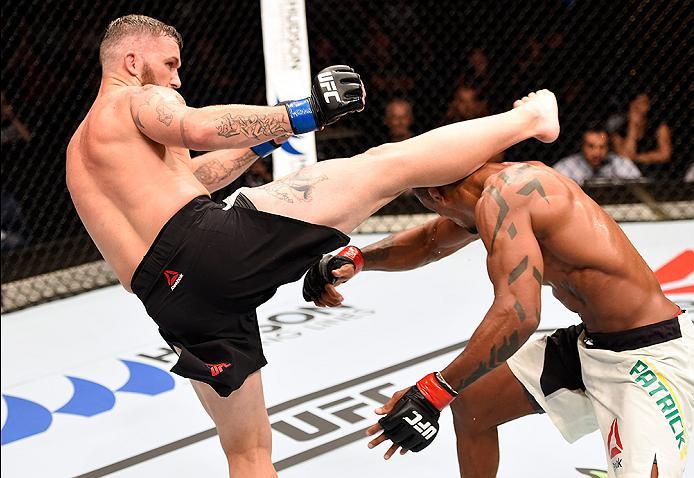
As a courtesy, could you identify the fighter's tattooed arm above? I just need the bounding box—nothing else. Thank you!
[190,148,260,193]
[129,85,291,150]
[440,184,545,391]
[214,113,291,140]
[360,217,478,272]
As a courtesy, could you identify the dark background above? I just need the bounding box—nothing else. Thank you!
[1,0,692,284]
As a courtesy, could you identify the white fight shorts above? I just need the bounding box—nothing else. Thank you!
[507,311,693,477]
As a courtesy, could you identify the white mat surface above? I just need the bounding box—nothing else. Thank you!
[2,220,693,478]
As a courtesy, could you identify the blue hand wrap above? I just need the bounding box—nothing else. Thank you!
[285,98,318,134]
[250,140,279,158]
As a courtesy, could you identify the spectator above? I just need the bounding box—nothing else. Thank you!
[553,124,641,185]
[1,91,32,145]
[684,163,694,183]
[443,83,489,124]
[383,98,415,143]
[1,189,26,250]
[611,92,672,178]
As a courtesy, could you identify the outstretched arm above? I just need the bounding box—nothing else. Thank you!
[363,217,477,272]
[129,86,292,151]
[304,217,477,307]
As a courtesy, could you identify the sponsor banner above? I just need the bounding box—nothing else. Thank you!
[260,0,317,179]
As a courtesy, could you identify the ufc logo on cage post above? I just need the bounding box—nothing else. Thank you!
[318,72,341,103]
[403,410,438,440]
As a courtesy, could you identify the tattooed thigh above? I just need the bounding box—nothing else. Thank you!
[258,167,328,203]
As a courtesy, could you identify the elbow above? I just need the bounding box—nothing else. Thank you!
[497,299,540,338]
[180,110,209,151]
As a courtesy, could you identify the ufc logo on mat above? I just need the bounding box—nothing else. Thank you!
[318,72,341,104]
[403,410,438,440]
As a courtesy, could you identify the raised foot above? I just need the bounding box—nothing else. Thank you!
[513,89,560,143]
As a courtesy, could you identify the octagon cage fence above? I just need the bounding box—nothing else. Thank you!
[1,0,692,312]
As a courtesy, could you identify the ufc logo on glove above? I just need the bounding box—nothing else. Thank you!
[318,71,341,103]
[403,410,438,440]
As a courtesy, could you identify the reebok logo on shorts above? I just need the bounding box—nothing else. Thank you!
[630,359,687,456]
[607,418,623,459]
[206,362,232,377]
[163,270,184,291]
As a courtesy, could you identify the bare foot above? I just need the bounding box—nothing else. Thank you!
[513,90,560,143]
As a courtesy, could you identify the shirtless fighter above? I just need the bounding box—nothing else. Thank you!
[66,15,559,477]
[303,162,693,477]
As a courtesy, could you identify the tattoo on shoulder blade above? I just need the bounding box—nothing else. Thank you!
[259,167,328,203]
[517,178,549,203]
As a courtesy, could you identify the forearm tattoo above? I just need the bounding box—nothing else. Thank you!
[259,167,327,203]
[194,150,257,187]
[457,331,520,390]
[362,236,396,265]
[215,113,291,139]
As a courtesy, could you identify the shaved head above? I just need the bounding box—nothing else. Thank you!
[99,15,182,69]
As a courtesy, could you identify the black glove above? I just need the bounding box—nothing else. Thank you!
[378,373,457,452]
[302,246,363,302]
[284,65,366,134]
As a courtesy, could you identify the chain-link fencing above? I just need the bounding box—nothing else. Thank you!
[2,0,692,312]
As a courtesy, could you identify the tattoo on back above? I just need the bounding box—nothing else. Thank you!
[259,168,327,203]
[215,113,291,139]
[458,331,520,390]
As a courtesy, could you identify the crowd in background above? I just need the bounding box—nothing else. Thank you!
[1,0,692,256]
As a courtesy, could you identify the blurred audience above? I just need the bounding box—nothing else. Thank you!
[382,98,415,143]
[611,92,672,178]
[1,91,32,145]
[1,189,27,251]
[1,91,30,250]
[553,124,641,185]
[684,163,694,183]
[443,83,489,123]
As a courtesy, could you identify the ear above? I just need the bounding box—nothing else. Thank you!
[124,51,138,77]
[428,186,444,203]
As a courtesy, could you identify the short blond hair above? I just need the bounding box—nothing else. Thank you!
[99,15,182,67]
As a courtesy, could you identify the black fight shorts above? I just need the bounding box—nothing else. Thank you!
[131,195,349,396]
